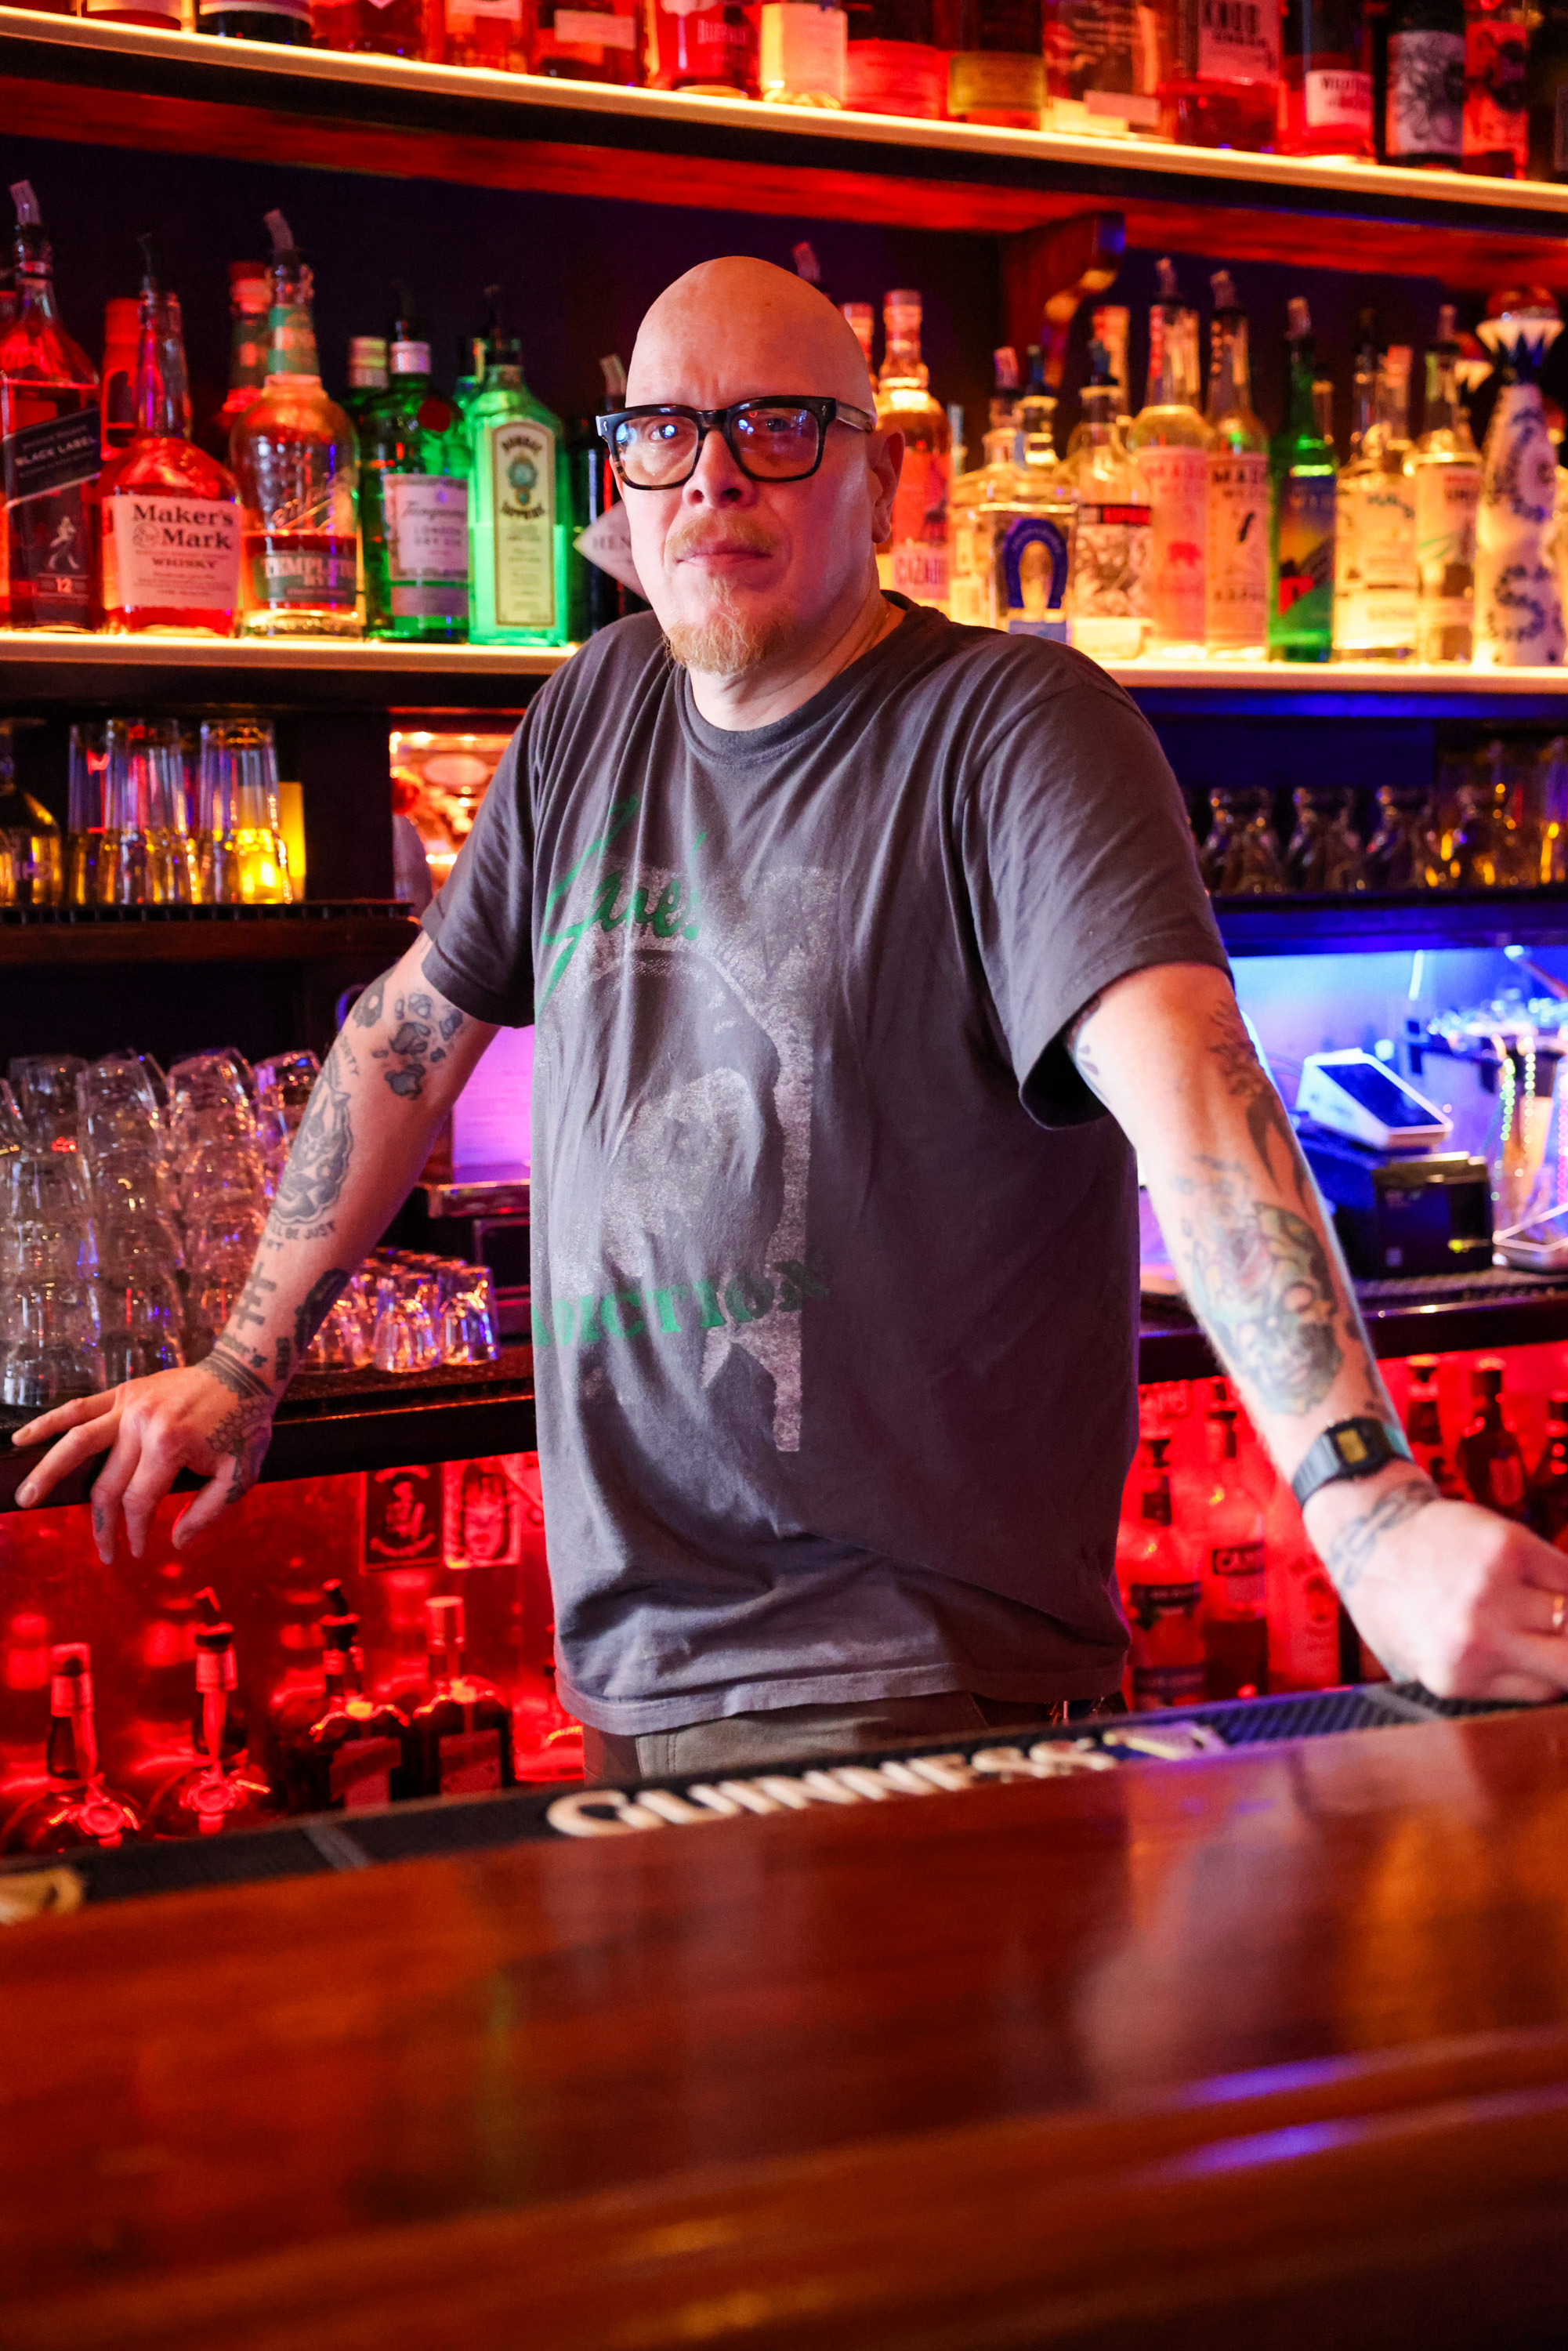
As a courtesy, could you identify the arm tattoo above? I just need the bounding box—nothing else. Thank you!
[1207,1001,1315,1211]
[198,1342,278,1502]
[269,1042,353,1238]
[1177,1162,1343,1415]
[294,1267,351,1359]
[1066,992,1109,1106]
[1320,1473,1439,1596]
[352,972,388,1030]
[369,987,466,1102]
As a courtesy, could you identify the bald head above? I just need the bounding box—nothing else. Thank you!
[627,256,875,410]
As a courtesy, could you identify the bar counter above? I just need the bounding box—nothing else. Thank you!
[5,1703,1568,2346]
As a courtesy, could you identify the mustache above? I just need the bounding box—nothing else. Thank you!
[664,515,780,563]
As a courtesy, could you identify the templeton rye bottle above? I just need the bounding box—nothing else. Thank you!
[230,211,360,639]
[0,181,101,634]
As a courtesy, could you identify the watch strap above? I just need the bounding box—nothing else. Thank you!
[1291,1418,1414,1512]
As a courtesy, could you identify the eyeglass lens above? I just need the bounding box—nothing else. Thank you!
[613,404,824,486]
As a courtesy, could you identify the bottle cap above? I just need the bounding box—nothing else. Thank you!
[1287,295,1313,341]
[391,339,433,376]
[426,1593,465,1652]
[992,346,1019,391]
[1210,269,1238,313]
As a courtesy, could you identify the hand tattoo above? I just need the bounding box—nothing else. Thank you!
[1320,1473,1440,1596]
[199,1342,277,1502]
[1179,1166,1343,1415]
[270,1043,353,1237]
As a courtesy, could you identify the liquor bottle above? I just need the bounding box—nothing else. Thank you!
[1463,0,1529,173]
[993,353,1076,636]
[148,1605,279,1838]
[1157,0,1280,149]
[445,0,527,67]
[1117,1437,1207,1712]
[342,335,390,434]
[1,1646,146,1856]
[0,1607,50,1838]
[1527,0,1568,177]
[0,722,61,905]
[262,1578,356,1788]
[843,300,876,371]
[0,180,101,635]
[1045,0,1162,136]
[875,288,951,610]
[1200,1388,1269,1701]
[200,263,270,466]
[359,0,436,56]
[1527,1393,1568,1543]
[1403,1353,1447,1475]
[570,353,639,636]
[81,0,183,25]
[1408,306,1480,662]
[468,316,573,646]
[947,346,1020,627]
[1457,1357,1527,1518]
[278,1603,417,1815]
[360,299,469,643]
[313,0,361,45]
[526,0,642,82]
[1126,260,1211,655]
[1384,0,1465,161]
[408,1596,517,1797]
[760,0,849,100]
[1334,339,1418,659]
[100,241,241,640]
[231,212,361,639]
[845,0,946,114]
[644,0,761,92]
[100,297,139,458]
[948,0,1046,125]
[1063,337,1151,662]
[197,0,313,42]
[1204,270,1269,657]
[1268,297,1337,661]
[1280,0,1375,154]
[1473,306,1565,666]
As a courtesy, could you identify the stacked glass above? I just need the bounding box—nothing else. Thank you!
[197,719,292,906]
[1,1059,104,1410]
[67,717,290,909]
[76,1054,186,1385]
[167,1051,271,1358]
[303,1251,499,1373]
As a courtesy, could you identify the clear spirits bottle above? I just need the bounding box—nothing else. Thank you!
[101,240,241,640]
[998,353,1076,637]
[467,319,573,647]
[0,180,101,635]
[527,0,643,84]
[1200,1387,1269,1701]
[1204,270,1269,657]
[231,212,360,639]
[1045,0,1162,136]
[1159,0,1280,149]
[1458,1357,1527,1519]
[1384,0,1465,162]
[360,299,469,643]
[201,263,270,465]
[1408,306,1480,664]
[875,288,951,611]
[1117,1436,1207,1713]
[2,1645,146,1855]
[948,0,1046,124]
[1126,259,1211,655]
[947,346,1020,628]
[409,1596,517,1798]
[1269,297,1337,661]
[1334,338,1418,660]
[1063,337,1151,663]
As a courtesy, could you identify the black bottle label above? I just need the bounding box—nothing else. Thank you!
[1386,27,1465,156]
[2,405,100,622]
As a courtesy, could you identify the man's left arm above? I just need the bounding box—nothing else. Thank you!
[1070,961,1568,1703]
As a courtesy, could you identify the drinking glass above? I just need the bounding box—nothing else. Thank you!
[75,1056,165,1168]
[371,1266,443,1374]
[1365,785,1446,893]
[10,1054,85,1148]
[254,1049,318,1174]
[167,1050,256,1154]
[100,719,197,907]
[67,720,110,906]
[441,1264,500,1364]
[98,1262,186,1382]
[1286,786,1367,893]
[197,719,292,905]
[1,1281,104,1408]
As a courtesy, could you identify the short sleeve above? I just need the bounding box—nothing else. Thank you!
[958,675,1229,1128]
[420,722,535,1027]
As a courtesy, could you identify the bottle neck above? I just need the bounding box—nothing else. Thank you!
[1016,393,1057,463]
[1423,352,1462,439]
[322,1643,364,1701]
[229,291,269,397]
[1080,385,1121,437]
[1147,306,1200,410]
[266,259,321,382]
[880,315,927,392]
[11,234,60,331]
[1371,361,1411,455]
[133,291,190,444]
[1208,313,1252,422]
[1287,342,1321,437]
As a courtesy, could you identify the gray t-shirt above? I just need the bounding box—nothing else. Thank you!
[422,600,1227,1733]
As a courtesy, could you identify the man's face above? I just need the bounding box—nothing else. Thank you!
[621,265,900,677]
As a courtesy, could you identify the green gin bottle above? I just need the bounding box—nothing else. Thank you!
[360,302,469,643]
[1268,296,1336,662]
[468,326,572,648]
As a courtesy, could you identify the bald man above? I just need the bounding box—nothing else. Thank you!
[18,259,1568,1777]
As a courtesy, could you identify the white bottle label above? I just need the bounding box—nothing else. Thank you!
[760,2,847,99]
[1134,445,1208,645]
[554,7,637,44]
[1197,0,1279,85]
[1072,500,1152,621]
[1345,476,1418,647]
[386,475,469,618]
[490,419,557,632]
[1305,67,1373,134]
[891,539,951,606]
[450,0,523,19]
[1205,451,1268,647]
[103,491,241,616]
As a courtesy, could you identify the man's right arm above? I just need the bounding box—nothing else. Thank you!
[12,939,497,1562]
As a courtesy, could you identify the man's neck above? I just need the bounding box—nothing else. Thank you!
[686,582,903,731]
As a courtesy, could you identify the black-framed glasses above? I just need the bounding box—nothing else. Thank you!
[596,396,878,489]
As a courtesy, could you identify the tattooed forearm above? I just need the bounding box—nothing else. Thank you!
[353,971,388,1030]
[294,1267,351,1358]
[1320,1473,1439,1596]
[201,1339,273,1405]
[368,987,466,1102]
[1066,991,1108,1105]
[1177,1168,1344,1415]
[1206,1001,1315,1210]
[269,1041,353,1238]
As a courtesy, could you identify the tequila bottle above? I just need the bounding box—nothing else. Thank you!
[1204,270,1269,657]
[1474,307,1565,665]
[469,321,572,646]
[2,1645,146,1856]
[201,263,270,465]
[1126,260,1211,655]
[999,355,1075,638]
[100,241,241,639]
[1408,306,1480,664]
[1116,1436,1206,1714]
[1268,297,1336,661]
[1458,1357,1527,1519]
[360,300,469,643]
[947,346,1019,629]
[1334,339,1418,660]
[1200,1389,1269,1701]
[231,212,360,639]
[408,1596,517,1798]
[875,288,951,610]
[0,180,100,634]
[1063,337,1150,662]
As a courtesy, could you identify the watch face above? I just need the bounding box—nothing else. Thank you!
[1336,1425,1373,1467]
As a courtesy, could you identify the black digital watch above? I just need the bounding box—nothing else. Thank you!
[1289,1418,1414,1512]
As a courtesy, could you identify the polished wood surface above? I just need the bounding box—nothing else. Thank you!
[5,1709,1568,2346]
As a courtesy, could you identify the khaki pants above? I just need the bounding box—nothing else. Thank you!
[581,1687,1124,1784]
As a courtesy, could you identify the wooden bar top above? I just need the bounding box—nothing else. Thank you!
[5,1708,1568,2347]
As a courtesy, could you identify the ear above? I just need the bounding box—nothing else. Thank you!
[867,427,903,550]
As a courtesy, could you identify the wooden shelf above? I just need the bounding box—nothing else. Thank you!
[0,905,418,965]
[1117,659,1568,723]
[1140,1276,1568,1382]
[7,9,1568,282]
[0,629,567,714]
